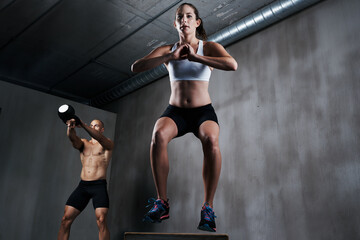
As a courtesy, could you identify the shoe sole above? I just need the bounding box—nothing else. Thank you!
[197,224,216,232]
[143,215,169,223]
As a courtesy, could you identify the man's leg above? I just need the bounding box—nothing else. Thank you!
[58,205,81,240]
[95,208,110,240]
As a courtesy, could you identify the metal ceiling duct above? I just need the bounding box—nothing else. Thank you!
[91,0,322,107]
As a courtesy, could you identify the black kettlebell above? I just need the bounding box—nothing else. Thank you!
[58,104,81,126]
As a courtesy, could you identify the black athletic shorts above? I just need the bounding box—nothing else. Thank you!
[66,179,109,211]
[160,103,219,137]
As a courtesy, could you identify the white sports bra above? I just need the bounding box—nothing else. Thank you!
[168,40,211,81]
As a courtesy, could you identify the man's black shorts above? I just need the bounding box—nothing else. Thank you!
[66,179,109,211]
[160,103,219,137]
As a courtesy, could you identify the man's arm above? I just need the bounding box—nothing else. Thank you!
[67,120,84,151]
[81,122,114,151]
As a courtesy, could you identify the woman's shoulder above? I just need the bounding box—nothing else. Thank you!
[203,40,222,48]
[203,41,225,54]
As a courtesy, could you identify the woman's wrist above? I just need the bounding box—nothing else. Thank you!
[188,53,199,62]
[168,52,176,61]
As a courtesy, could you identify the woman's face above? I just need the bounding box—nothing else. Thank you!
[174,4,200,35]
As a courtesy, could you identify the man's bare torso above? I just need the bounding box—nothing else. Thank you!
[80,139,112,181]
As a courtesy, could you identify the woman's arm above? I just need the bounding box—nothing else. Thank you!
[187,41,238,71]
[131,45,174,73]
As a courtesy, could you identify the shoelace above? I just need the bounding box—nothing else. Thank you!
[146,198,165,212]
[203,205,217,221]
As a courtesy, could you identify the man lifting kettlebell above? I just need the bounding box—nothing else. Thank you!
[57,104,114,240]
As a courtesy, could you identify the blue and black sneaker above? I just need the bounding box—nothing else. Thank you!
[197,202,217,232]
[143,198,170,223]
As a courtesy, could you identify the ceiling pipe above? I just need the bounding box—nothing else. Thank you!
[91,0,322,107]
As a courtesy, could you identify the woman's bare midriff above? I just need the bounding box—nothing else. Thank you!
[169,80,211,108]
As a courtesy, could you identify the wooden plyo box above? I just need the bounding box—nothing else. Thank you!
[124,232,229,240]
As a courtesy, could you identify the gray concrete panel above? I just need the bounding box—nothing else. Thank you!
[103,0,360,239]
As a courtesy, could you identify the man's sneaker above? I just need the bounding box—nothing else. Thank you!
[143,198,170,223]
[197,202,217,232]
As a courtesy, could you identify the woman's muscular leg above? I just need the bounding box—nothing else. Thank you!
[198,120,222,207]
[150,117,178,201]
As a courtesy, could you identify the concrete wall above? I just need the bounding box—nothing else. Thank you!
[104,0,360,239]
[0,81,117,239]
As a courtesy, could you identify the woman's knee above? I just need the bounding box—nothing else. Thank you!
[201,133,219,150]
[151,128,172,147]
[151,118,177,147]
